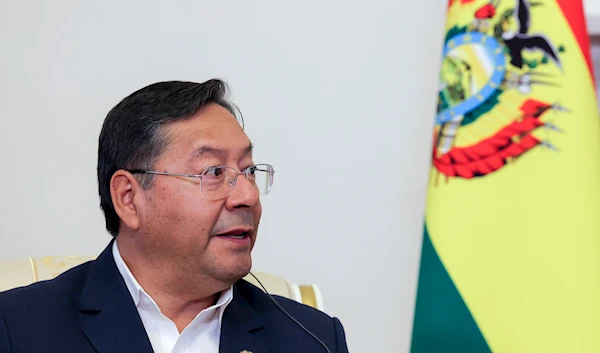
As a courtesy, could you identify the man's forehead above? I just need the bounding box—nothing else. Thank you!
[161,105,251,157]
[166,107,243,136]
[190,142,254,159]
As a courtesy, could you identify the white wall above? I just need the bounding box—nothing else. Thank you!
[0,1,446,352]
[586,0,600,35]
[585,0,600,17]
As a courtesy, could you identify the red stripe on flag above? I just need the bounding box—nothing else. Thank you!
[556,0,596,85]
[447,0,475,8]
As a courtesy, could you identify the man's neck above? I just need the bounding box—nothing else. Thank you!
[115,236,221,333]
[137,277,219,333]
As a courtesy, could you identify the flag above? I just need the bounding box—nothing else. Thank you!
[410,0,600,352]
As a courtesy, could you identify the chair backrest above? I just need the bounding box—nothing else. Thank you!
[0,255,324,310]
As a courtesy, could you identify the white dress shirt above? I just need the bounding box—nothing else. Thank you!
[112,241,233,353]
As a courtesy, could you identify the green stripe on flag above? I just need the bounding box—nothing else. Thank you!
[410,225,492,353]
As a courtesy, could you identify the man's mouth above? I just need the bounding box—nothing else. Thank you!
[215,229,252,240]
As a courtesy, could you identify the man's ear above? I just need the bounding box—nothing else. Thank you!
[110,170,142,232]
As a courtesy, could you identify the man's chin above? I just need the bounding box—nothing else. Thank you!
[213,260,252,285]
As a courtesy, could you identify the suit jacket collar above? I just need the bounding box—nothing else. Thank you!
[77,239,268,353]
[78,239,154,353]
[219,284,267,353]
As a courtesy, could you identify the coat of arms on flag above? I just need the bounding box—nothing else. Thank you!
[435,0,570,181]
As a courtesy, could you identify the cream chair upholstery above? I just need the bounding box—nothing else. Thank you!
[0,256,324,311]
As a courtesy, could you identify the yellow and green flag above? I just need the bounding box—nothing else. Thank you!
[411,0,600,352]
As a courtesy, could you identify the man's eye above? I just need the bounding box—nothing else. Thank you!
[246,165,258,175]
[204,167,223,177]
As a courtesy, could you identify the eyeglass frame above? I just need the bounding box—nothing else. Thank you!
[126,163,275,200]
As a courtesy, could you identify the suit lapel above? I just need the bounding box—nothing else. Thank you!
[78,241,154,353]
[219,284,268,353]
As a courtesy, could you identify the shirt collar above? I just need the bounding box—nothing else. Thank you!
[112,240,234,315]
[112,240,143,306]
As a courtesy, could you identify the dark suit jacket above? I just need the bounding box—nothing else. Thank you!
[0,242,349,353]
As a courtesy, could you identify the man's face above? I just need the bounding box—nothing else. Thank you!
[136,104,262,285]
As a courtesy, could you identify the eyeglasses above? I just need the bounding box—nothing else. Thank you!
[127,164,275,201]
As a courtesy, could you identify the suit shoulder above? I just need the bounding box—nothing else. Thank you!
[235,279,335,321]
[272,294,333,321]
[0,260,93,311]
[235,279,349,352]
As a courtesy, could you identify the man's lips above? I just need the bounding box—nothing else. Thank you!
[213,227,254,239]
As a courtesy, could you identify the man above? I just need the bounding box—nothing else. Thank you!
[0,79,349,353]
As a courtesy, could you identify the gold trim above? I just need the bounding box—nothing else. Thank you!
[42,256,66,269]
[28,257,39,283]
[298,285,317,309]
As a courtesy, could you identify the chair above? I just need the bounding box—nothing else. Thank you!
[0,255,324,310]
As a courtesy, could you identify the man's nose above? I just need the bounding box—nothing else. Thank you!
[225,173,260,209]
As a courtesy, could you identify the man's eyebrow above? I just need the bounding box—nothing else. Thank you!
[191,142,254,159]
[191,145,226,158]
[245,142,254,154]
